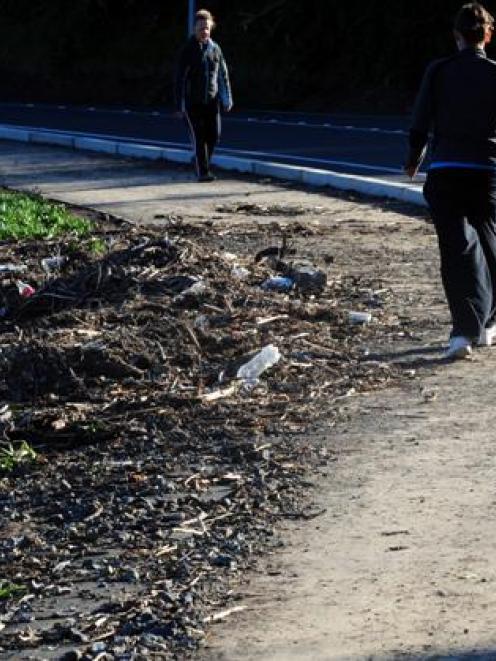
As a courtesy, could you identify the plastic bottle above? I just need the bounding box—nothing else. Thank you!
[237,344,281,385]
[288,264,327,293]
[261,276,294,292]
[41,256,66,273]
[231,266,250,280]
[0,263,27,274]
[174,279,207,301]
[348,311,372,325]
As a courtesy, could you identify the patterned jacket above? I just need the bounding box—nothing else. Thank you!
[175,37,232,112]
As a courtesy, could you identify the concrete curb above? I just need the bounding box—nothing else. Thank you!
[0,124,426,207]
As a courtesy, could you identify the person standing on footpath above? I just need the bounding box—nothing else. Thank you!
[406,2,496,359]
[175,9,233,182]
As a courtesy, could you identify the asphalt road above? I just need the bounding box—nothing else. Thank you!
[0,102,420,180]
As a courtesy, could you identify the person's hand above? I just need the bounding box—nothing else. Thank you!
[223,103,233,113]
[404,164,418,179]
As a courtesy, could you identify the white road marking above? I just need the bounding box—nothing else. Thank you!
[3,103,407,136]
[226,116,407,136]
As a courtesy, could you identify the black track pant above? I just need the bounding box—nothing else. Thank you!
[424,169,496,339]
[185,101,221,177]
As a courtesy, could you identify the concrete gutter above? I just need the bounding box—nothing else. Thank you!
[0,124,425,207]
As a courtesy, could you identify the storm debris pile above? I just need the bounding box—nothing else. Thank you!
[215,203,327,217]
[0,218,396,659]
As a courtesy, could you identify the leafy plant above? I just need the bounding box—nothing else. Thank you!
[0,191,92,240]
[0,582,26,599]
[87,237,107,255]
[0,441,37,472]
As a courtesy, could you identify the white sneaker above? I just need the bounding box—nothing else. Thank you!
[478,324,496,347]
[445,336,472,359]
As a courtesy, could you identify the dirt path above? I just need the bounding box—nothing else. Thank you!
[193,189,496,657]
[202,367,496,660]
[2,142,496,660]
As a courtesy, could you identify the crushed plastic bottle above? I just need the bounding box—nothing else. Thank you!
[41,256,66,273]
[261,276,294,292]
[348,311,372,325]
[222,252,238,262]
[231,266,250,280]
[0,263,27,274]
[288,263,327,293]
[174,279,207,302]
[17,281,36,297]
[194,314,210,331]
[237,344,281,386]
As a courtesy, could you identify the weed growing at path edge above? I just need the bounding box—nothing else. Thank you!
[0,583,26,600]
[0,441,37,472]
[0,190,92,239]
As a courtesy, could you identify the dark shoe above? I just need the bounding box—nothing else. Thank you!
[198,172,216,182]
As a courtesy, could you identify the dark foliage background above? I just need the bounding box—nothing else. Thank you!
[0,0,495,112]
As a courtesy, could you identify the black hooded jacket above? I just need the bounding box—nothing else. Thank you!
[407,47,496,171]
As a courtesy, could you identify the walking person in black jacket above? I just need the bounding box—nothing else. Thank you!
[406,2,496,359]
[175,9,233,182]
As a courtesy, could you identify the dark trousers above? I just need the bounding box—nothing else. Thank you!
[424,169,496,339]
[185,101,221,176]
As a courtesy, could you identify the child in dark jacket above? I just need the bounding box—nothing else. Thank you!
[175,9,233,182]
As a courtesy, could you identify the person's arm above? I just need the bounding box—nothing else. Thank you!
[405,61,438,177]
[218,47,233,112]
[174,43,190,115]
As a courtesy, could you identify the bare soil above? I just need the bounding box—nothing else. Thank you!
[0,143,494,661]
[198,193,496,660]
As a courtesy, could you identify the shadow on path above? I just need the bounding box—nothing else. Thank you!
[389,649,496,661]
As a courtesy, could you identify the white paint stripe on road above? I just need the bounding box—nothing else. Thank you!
[225,116,407,135]
[0,102,407,135]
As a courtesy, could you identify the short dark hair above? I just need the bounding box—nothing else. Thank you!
[454,2,494,43]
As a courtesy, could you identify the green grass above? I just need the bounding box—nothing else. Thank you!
[0,440,37,472]
[0,190,92,240]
